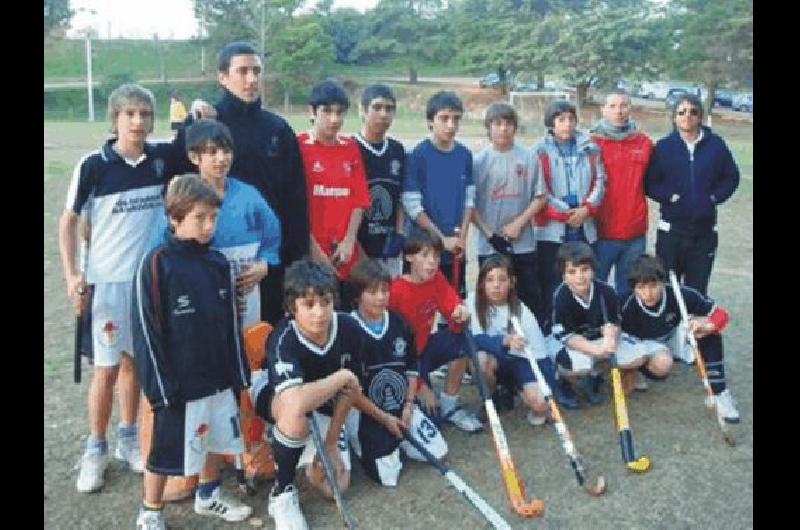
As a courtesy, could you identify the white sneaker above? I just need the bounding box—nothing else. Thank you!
[634,372,649,392]
[76,451,109,493]
[442,405,483,433]
[430,366,448,379]
[268,484,309,530]
[714,389,740,424]
[194,485,253,522]
[115,435,144,473]
[526,411,547,426]
[136,508,166,530]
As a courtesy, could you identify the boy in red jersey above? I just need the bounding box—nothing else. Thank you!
[388,229,483,433]
[298,79,370,284]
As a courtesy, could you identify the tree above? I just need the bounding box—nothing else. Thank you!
[664,0,753,115]
[322,8,370,64]
[44,0,73,39]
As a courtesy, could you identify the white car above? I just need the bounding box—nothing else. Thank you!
[732,93,753,112]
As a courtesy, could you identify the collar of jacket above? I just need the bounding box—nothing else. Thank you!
[101,138,156,164]
[217,88,262,118]
[166,231,212,254]
[544,129,597,153]
[669,124,712,144]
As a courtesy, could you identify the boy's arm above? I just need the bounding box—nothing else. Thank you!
[283,128,311,261]
[682,286,730,337]
[255,196,282,266]
[351,392,404,439]
[520,304,549,359]
[58,209,86,313]
[710,141,740,205]
[644,146,674,204]
[131,252,181,409]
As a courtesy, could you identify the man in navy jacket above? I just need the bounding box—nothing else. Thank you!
[645,93,739,295]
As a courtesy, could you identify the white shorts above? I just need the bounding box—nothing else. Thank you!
[640,326,694,364]
[614,333,670,366]
[91,281,133,366]
[298,411,352,471]
[345,405,447,486]
[148,388,244,477]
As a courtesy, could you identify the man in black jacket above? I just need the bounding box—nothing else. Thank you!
[181,41,309,324]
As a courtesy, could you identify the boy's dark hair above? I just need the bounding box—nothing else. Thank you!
[475,254,520,331]
[283,259,339,314]
[403,228,444,257]
[671,93,704,121]
[348,259,391,301]
[165,175,222,224]
[484,102,518,132]
[627,254,666,289]
[309,78,350,112]
[556,241,596,274]
[544,99,578,128]
[361,84,396,109]
[185,119,235,157]
[218,41,259,72]
[426,91,463,121]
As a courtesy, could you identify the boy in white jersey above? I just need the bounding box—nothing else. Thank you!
[58,84,177,493]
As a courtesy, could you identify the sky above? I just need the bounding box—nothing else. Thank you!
[66,0,380,40]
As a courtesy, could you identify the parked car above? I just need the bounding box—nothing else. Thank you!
[511,81,538,92]
[713,89,735,108]
[479,73,502,88]
[637,81,670,100]
[732,92,753,112]
[664,88,691,109]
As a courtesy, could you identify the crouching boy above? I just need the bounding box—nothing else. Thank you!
[132,176,253,529]
[250,259,367,530]
[620,254,739,422]
[345,259,447,486]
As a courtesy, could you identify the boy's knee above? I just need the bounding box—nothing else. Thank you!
[478,351,496,373]
[648,353,673,376]
[92,365,119,386]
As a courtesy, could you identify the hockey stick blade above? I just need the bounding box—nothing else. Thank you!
[464,329,545,517]
[610,367,651,473]
[307,413,356,529]
[404,430,512,530]
[509,316,607,496]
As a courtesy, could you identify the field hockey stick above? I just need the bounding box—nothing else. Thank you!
[73,236,90,384]
[462,328,545,517]
[451,226,462,292]
[509,316,606,496]
[609,366,652,472]
[668,271,736,446]
[403,429,512,530]
[307,412,356,529]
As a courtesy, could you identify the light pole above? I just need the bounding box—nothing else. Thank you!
[85,31,94,122]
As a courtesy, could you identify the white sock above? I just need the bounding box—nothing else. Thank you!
[439,391,458,412]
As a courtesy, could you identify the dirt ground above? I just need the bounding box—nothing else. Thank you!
[44,108,752,529]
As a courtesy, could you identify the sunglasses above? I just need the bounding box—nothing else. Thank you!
[677,108,700,116]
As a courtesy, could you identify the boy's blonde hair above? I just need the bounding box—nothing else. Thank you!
[107,83,156,135]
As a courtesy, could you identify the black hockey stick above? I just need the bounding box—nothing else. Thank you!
[403,429,512,530]
[307,412,356,529]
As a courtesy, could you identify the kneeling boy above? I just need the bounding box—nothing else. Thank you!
[132,176,253,529]
[346,259,447,486]
[620,254,738,422]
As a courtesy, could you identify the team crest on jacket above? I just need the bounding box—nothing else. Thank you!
[392,337,407,358]
[342,161,353,174]
[312,161,324,173]
[390,159,401,176]
[369,369,406,411]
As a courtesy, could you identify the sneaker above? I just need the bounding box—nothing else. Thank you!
[136,508,166,530]
[491,385,515,412]
[76,451,109,493]
[268,484,309,530]
[461,370,473,385]
[442,405,483,433]
[115,435,144,473]
[194,485,253,522]
[577,375,604,405]
[554,378,580,410]
[634,372,649,392]
[430,366,448,379]
[714,389,740,424]
[526,410,547,426]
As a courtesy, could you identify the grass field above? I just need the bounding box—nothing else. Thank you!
[44,106,752,528]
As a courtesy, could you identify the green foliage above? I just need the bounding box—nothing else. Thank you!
[267,15,336,96]
[44,0,73,38]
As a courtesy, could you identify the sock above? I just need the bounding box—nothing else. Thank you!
[439,391,458,413]
[698,334,726,394]
[272,427,307,492]
[118,423,137,439]
[197,478,221,500]
[86,435,107,455]
[142,500,164,511]
[706,361,726,394]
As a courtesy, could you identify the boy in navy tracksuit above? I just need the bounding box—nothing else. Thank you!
[132,176,253,529]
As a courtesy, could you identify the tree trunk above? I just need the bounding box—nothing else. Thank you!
[409,66,418,84]
[575,82,590,116]
[537,72,544,90]
[284,88,290,114]
[704,80,718,124]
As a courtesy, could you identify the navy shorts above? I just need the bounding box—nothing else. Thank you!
[487,349,536,391]
[418,329,468,384]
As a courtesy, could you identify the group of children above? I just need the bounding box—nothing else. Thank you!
[59,78,739,530]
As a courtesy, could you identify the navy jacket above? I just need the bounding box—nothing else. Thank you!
[131,233,250,409]
[176,89,309,264]
[645,126,739,233]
